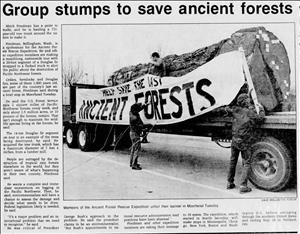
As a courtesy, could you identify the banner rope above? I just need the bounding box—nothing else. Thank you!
[98,124,114,151]
[128,124,156,151]
[113,126,130,151]
[115,90,158,151]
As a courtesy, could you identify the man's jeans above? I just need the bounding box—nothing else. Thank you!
[227,145,252,187]
[130,131,141,166]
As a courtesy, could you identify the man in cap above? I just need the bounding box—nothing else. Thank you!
[226,93,265,193]
[150,52,166,77]
[129,102,149,170]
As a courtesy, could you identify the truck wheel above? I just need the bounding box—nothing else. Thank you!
[249,136,293,192]
[77,125,93,151]
[65,125,77,148]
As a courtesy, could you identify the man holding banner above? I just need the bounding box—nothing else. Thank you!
[226,93,265,193]
[150,52,166,77]
[129,103,148,170]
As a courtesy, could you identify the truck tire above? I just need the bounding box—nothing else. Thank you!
[77,125,93,151]
[249,136,293,192]
[65,125,77,148]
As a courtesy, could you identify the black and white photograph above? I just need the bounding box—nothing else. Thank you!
[62,23,297,200]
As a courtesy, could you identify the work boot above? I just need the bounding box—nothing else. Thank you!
[130,163,140,168]
[132,164,142,170]
[226,182,235,189]
[239,186,252,194]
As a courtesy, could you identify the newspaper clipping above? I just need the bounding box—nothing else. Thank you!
[1,1,299,233]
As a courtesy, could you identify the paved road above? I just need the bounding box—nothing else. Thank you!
[64,133,296,200]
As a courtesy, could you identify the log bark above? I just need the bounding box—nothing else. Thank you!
[108,27,291,112]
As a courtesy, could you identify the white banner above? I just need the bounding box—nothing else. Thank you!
[76,51,246,125]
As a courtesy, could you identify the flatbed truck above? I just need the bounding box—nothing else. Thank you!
[63,83,296,192]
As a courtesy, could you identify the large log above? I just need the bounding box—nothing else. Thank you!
[108,27,291,112]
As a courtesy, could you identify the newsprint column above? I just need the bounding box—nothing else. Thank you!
[1,1,61,232]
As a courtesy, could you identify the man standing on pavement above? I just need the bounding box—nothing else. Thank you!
[129,102,149,170]
[226,93,265,193]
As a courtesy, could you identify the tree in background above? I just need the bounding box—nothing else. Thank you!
[62,59,85,87]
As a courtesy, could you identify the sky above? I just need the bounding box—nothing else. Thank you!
[62,23,296,90]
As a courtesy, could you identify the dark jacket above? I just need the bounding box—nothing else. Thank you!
[129,103,148,135]
[129,112,144,135]
[152,60,166,77]
[230,105,265,150]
